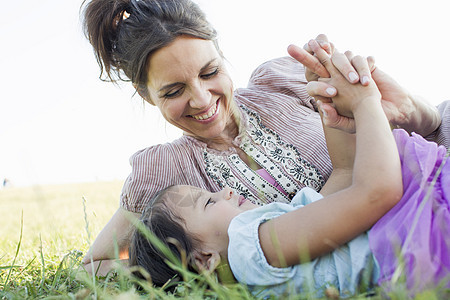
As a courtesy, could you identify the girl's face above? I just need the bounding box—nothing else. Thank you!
[145,36,235,142]
[167,185,257,256]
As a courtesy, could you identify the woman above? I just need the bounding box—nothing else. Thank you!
[80,0,445,275]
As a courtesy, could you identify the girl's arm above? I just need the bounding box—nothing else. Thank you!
[81,207,140,276]
[316,106,355,196]
[258,44,403,268]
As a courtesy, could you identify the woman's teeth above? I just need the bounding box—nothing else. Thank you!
[192,102,217,120]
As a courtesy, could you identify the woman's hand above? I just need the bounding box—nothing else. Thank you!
[288,34,365,84]
[370,67,441,135]
[81,207,140,276]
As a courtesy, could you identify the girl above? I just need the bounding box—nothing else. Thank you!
[129,44,450,297]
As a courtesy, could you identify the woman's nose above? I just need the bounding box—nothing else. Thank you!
[189,83,210,108]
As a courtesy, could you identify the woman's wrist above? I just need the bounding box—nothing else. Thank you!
[391,94,441,135]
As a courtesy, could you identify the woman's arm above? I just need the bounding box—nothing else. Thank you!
[82,207,140,276]
[370,68,441,136]
[259,44,403,268]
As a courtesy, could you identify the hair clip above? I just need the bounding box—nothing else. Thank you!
[123,11,130,20]
[114,10,130,27]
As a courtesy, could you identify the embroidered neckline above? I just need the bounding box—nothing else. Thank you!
[204,104,325,205]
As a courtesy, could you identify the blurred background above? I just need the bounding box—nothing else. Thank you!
[1,0,449,187]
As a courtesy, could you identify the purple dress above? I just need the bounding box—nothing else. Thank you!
[369,129,450,292]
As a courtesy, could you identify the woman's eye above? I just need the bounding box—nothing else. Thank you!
[201,68,219,79]
[163,87,183,99]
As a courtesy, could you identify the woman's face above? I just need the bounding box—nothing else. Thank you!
[145,36,234,141]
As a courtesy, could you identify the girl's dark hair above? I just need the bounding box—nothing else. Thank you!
[129,186,199,290]
[81,0,218,98]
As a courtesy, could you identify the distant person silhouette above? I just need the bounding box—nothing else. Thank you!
[3,178,11,188]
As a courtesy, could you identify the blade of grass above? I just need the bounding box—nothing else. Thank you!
[0,265,21,269]
[132,217,181,267]
[82,196,97,300]
[402,150,449,250]
[9,256,36,286]
[38,234,48,293]
[112,233,128,291]
[391,150,449,288]
[3,211,23,290]
[26,280,37,298]
[51,253,68,290]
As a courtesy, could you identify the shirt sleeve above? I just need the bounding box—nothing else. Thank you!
[120,143,180,213]
[291,187,324,206]
[227,188,323,286]
[245,56,317,111]
[227,202,298,286]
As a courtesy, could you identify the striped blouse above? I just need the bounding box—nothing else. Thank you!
[426,100,450,149]
[120,56,450,213]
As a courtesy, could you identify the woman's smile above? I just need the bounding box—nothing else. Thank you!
[189,99,220,122]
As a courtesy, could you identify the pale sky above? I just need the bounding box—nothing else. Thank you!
[1,0,449,187]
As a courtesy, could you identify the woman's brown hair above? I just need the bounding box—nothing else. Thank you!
[81,0,218,98]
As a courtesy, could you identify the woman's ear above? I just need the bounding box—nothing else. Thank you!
[193,250,221,273]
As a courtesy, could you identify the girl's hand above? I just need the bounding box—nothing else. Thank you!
[307,40,381,119]
[288,34,376,133]
[316,100,357,133]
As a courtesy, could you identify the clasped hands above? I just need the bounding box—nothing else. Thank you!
[288,34,439,135]
[304,39,381,124]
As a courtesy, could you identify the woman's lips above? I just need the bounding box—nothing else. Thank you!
[190,99,220,121]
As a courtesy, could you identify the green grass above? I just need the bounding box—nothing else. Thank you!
[0,181,119,299]
[0,181,256,299]
[0,181,448,299]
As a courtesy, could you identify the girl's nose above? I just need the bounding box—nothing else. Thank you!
[222,186,233,200]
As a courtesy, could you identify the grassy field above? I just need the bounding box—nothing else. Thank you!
[0,181,257,299]
[0,181,121,261]
[0,181,121,299]
[0,181,448,299]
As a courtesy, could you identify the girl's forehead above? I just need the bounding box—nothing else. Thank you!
[167,185,204,207]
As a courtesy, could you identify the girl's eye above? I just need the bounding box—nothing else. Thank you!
[200,68,219,79]
[163,87,184,99]
[205,198,214,207]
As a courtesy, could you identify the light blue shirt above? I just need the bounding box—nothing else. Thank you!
[227,187,379,298]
